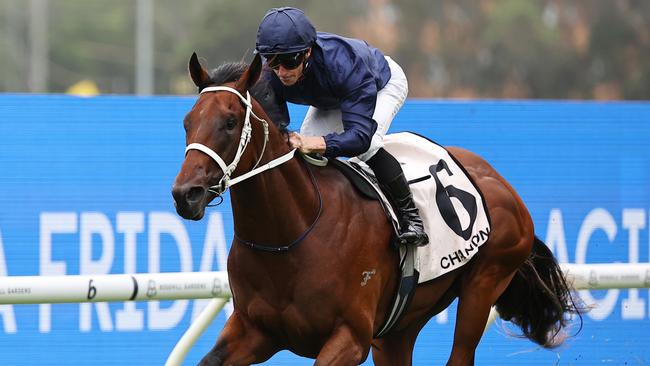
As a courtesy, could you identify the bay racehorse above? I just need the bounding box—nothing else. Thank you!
[172,53,582,365]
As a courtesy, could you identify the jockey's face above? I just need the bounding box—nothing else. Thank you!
[269,49,311,86]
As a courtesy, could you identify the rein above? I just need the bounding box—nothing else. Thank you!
[185,86,296,195]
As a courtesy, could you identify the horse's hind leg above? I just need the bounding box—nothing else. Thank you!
[447,269,512,365]
[446,235,531,366]
[371,321,423,366]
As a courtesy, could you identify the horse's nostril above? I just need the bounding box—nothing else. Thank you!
[186,186,206,203]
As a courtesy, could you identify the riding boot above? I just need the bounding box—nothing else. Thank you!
[366,148,429,247]
[384,172,429,246]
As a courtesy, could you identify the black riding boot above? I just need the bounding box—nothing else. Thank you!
[384,173,429,246]
[367,148,429,247]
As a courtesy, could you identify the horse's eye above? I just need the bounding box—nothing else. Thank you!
[226,117,237,130]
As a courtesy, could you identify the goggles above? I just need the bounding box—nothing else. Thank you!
[265,51,307,70]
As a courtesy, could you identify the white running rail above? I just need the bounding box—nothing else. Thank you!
[0,271,231,304]
[561,263,650,289]
[0,271,231,366]
[2,263,650,365]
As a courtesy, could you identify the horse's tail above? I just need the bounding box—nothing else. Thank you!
[494,236,585,348]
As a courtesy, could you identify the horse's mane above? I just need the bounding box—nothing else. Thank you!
[208,62,288,133]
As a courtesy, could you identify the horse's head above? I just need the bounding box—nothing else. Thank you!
[172,53,264,220]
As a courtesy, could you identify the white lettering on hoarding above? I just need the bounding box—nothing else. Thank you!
[1,208,647,333]
[544,209,570,263]
[80,212,115,332]
[546,208,649,321]
[621,209,645,319]
[39,212,76,333]
[192,212,233,320]
[147,212,192,330]
[575,208,618,321]
[115,212,145,331]
[30,211,226,334]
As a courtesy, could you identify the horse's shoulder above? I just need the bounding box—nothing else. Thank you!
[315,164,356,188]
[310,162,376,201]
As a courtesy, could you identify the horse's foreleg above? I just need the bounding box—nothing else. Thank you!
[314,323,368,366]
[198,311,276,366]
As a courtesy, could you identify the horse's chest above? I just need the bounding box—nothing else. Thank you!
[242,293,336,352]
[247,293,333,329]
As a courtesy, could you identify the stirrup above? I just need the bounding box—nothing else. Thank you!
[398,228,429,247]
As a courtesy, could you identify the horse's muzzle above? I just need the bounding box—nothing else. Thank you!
[172,183,207,220]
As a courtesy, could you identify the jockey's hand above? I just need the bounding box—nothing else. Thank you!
[288,132,326,154]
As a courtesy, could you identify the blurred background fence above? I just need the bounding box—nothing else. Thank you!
[1,0,649,98]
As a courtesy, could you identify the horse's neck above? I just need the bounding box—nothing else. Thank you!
[229,110,320,247]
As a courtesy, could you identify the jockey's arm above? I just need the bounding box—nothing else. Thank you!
[288,82,378,157]
[321,79,378,158]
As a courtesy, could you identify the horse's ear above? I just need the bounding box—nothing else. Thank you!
[235,53,262,92]
[189,52,211,89]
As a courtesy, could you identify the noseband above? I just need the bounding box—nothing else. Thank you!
[185,86,296,195]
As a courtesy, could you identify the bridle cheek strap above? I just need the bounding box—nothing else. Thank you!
[184,86,296,195]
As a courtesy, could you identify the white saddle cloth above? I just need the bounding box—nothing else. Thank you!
[383,132,491,283]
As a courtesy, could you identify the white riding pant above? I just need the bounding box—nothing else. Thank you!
[299,56,408,161]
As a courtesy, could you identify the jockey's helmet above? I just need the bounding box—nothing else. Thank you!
[256,7,316,55]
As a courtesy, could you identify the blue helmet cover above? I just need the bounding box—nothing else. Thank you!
[256,7,317,55]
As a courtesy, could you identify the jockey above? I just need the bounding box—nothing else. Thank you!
[255,7,428,247]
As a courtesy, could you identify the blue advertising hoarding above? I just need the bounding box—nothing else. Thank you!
[0,94,648,365]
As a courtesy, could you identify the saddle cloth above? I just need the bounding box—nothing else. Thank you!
[352,132,492,283]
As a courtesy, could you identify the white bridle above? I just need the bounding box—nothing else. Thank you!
[185,86,296,195]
